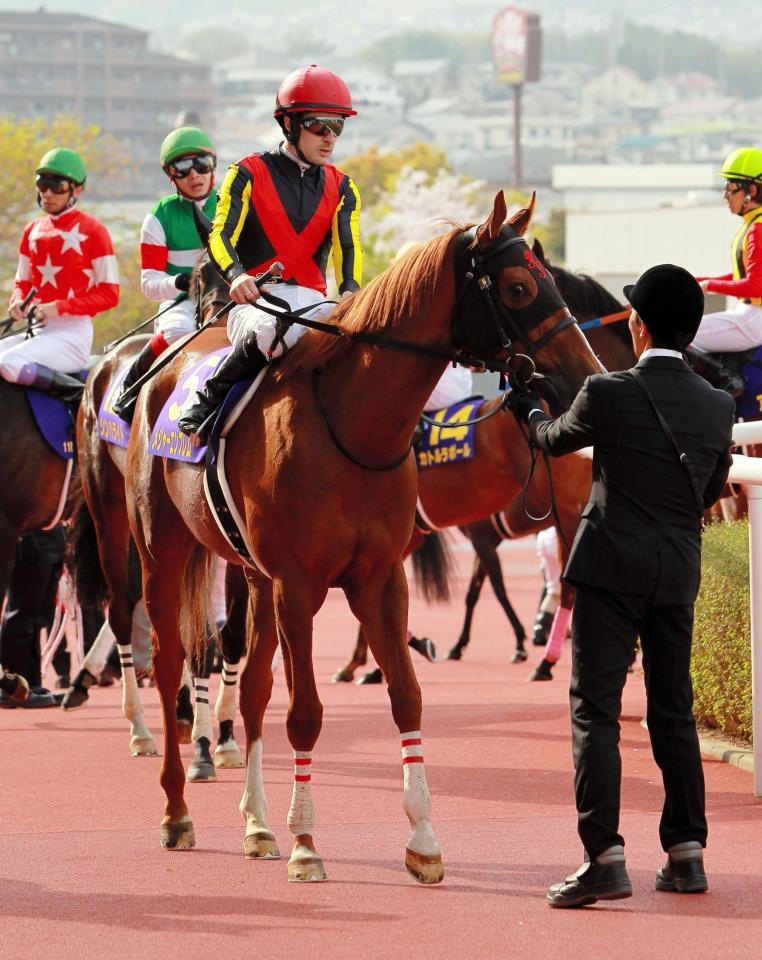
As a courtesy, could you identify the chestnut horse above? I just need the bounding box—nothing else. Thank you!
[71,256,247,774]
[335,250,632,681]
[122,193,602,884]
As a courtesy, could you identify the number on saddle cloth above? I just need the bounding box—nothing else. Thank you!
[414,396,483,471]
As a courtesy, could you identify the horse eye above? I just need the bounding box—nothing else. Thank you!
[508,283,529,297]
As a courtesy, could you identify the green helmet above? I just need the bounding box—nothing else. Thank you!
[719,147,762,184]
[160,126,216,169]
[36,147,87,185]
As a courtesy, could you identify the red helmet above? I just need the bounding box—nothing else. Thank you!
[274,65,357,118]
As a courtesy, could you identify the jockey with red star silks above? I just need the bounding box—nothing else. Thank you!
[112,126,219,422]
[177,64,362,444]
[4,149,119,400]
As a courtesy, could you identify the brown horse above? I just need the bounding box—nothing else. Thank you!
[69,255,247,774]
[335,250,632,681]
[0,380,78,684]
[121,192,602,884]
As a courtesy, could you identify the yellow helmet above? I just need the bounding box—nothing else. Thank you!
[719,147,762,183]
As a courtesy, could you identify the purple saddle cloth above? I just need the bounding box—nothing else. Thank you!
[25,388,77,461]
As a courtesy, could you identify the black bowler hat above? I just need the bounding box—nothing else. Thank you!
[623,264,704,348]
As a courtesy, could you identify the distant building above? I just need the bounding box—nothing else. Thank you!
[0,10,213,197]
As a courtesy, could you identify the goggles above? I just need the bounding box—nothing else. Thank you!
[723,180,746,196]
[36,174,72,194]
[301,116,345,138]
[167,154,216,179]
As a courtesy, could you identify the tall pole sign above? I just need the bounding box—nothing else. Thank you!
[492,6,542,190]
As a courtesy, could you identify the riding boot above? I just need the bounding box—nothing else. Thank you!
[178,338,268,444]
[23,363,84,406]
[112,342,158,422]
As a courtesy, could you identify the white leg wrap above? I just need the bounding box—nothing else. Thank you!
[119,644,152,744]
[214,661,238,725]
[191,677,213,744]
[80,620,116,679]
[401,731,440,857]
[239,738,273,837]
[536,527,562,601]
[287,751,315,837]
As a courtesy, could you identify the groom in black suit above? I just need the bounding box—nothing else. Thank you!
[515,264,735,908]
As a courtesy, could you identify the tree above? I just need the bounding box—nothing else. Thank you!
[181,26,250,64]
[341,142,452,207]
[360,30,489,73]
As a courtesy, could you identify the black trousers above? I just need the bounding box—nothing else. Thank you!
[0,527,66,687]
[570,583,707,859]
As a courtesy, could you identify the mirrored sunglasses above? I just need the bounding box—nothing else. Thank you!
[301,116,345,137]
[35,174,72,194]
[168,154,216,179]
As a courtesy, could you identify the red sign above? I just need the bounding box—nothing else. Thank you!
[492,6,542,85]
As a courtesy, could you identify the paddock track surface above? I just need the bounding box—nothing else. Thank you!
[0,537,760,960]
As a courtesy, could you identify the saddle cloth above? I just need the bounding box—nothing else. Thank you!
[414,395,483,470]
[25,388,76,460]
[98,360,134,450]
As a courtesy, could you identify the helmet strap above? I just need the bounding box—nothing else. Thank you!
[280,115,312,166]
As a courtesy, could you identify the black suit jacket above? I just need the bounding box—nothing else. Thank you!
[530,355,735,604]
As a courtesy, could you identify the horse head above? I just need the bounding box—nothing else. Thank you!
[452,191,603,411]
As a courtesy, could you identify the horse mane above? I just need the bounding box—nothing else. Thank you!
[547,262,630,344]
[275,229,458,380]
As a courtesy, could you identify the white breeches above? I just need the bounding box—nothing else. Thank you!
[155,298,197,344]
[424,364,474,412]
[691,301,762,353]
[227,284,333,359]
[0,319,92,382]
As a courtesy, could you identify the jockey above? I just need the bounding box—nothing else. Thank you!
[693,146,762,353]
[112,126,218,421]
[4,148,118,399]
[178,64,362,443]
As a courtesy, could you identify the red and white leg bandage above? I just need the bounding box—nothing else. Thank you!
[287,751,314,836]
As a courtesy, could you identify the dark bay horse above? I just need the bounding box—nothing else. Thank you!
[335,247,632,682]
[71,256,247,772]
[122,192,603,884]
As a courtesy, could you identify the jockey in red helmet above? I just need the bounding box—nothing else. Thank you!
[178,65,362,444]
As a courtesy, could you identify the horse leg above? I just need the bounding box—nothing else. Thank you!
[61,616,116,709]
[238,568,280,859]
[447,554,486,660]
[530,528,573,681]
[176,662,194,744]
[347,563,443,885]
[332,624,368,683]
[187,640,217,783]
[476,540,527,663]
[213,562,246,769]
[274,575,328,882]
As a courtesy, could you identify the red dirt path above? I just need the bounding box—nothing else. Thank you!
[1,537,760,960]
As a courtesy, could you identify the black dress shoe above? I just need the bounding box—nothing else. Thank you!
[656,855,708,893]
[547,859,632,908]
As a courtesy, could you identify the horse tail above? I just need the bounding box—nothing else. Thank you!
[177,542,215,669]
[68,487,109,609]
[410,530,453,603]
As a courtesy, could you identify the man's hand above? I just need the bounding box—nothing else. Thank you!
[511,391,545,424]
[29,302,57,326]
[174,273,191,292]
[8,298,27,322]
[230,273,261,305]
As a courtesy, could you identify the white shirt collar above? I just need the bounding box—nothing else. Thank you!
[640,347,684,360]
[279,141,311,174]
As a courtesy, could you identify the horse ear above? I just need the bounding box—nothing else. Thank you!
[532,236,546,263]
[475,190,508,248]
[508,191,536,237]
[192,203,213,247]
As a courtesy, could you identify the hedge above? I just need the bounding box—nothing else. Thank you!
[692,520,753,744]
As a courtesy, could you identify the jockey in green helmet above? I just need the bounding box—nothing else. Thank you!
[693,146,762,353]
[112,125,219,421]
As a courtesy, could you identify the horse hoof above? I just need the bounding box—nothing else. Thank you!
[177,719,193,745]
[61,685,88,711]
[161,819,196,850]
[405,848,444,885]
[331,669,354,683]
[445,646,463,661]
[244,831,280,859]
[130,736,158,757]
[528,659,553,682]
[511,649,528,663]
[214,741,245,768]
[357,668,383,685]
[408,635,437,662]
[288,845,327,882]
[187,760,217,782]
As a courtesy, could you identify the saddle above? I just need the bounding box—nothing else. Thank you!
[685,346,755,398]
